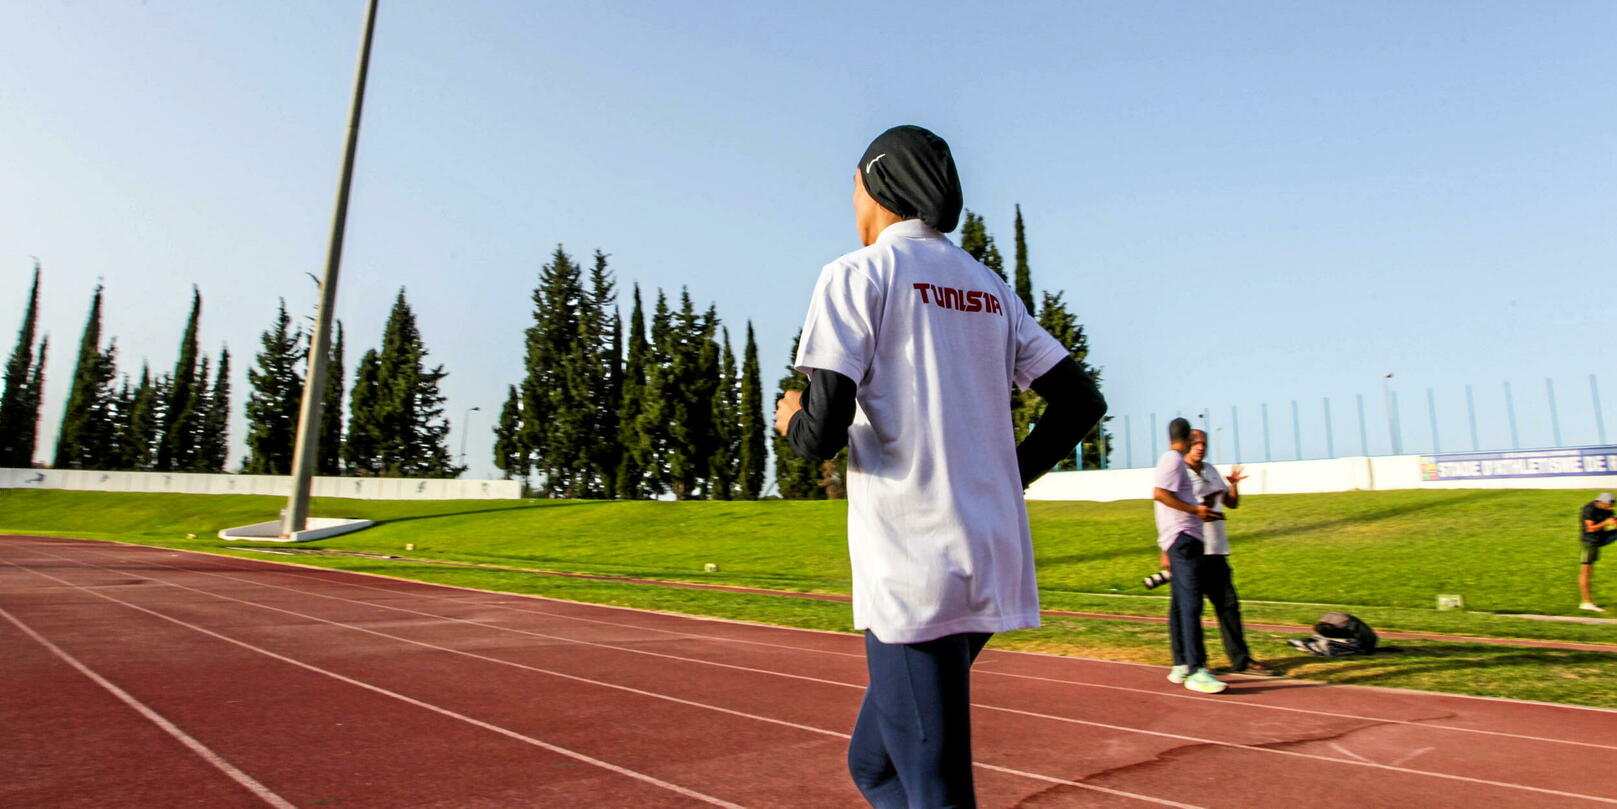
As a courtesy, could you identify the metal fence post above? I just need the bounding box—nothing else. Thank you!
[1231,405,1242,463]
[1427,387,1440,453]
[1505,382,1519,449]
[1323,398,1334,458]
[1125,415,1133,468]
[1291,399,1302,460]
[1357,394,1369,456]
[1262,403,1272,462]
[1547,378,1562,447]
[1466,384,1479,450]
[1390,391,1403,454]
[1150,412,1158,460]
[1594,375,1607,445]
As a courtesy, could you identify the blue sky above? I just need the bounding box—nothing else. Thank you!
[2,1,1613,477]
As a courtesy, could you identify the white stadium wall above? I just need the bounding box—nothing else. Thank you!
[0,467,522,500]
[1025,448,1617,502]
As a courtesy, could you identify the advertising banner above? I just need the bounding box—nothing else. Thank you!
[1419,446,1617,481]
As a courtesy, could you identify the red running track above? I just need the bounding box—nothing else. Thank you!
[3,535,1615,809]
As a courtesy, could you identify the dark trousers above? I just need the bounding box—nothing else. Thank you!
[1167,553,1252,670]
[848,630,992,809]
[1164,532,1208,670]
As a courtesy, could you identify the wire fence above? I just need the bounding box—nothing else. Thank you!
[1095,373,1611,470]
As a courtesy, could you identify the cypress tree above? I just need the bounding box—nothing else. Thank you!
[630,290,674,498]
[317,322,345,476]
[116,364,159,470]
[707,328,739,500]
[614,285,650,498]
[1037,290,1111,469]
[242,299,305,474]
[0,261,45,467]
[492,384,526,480]
[343,348,382,474]
[566,249,620,498]
[736,322,766,500]
[196,348,230,472]
[958,211,1005,282]
[521,246,586,496]
[771,330,822,499]
[1012,204,1034,313]
[665,292,718,499]
[54,286,119,469]
[157,287,204,471]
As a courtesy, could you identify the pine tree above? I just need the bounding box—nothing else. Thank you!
[665,293,719,499]
[707,328,739,500]
[0,261,45,467]
[343,348,381,474]
[736,322,767,500]
[115,364,160,470]
[571,250,620,497]
[614,285,650,498]
[242,299,305,474]
[54,286,119,469]
[347,290,458,477]
[196,348,230,472]
[158,287,204,471]
[492,384,526,480]
[771,330,822,499]
[958,211,1005,281]
[1012,204,1035,313]
[318,321,345,476]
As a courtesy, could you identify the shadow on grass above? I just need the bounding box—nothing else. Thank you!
[1268,642,1616,688]
[375,501,611,526]
[1235,490,1496,543]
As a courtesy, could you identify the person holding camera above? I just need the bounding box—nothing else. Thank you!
[775,124,1105,808]
[1169,429,1281,676]
[1153,418,1228,694]
[1580,492,1617,612]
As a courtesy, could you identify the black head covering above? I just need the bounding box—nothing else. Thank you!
[858,125,963,233]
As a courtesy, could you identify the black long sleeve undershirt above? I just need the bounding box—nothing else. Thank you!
[785,356,1108,489]
[1018,356,1107,488]
[785,368,858,461]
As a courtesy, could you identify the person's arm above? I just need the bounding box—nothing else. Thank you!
[1017,357,1107,488]
[774,368,858,461]
[1588,519,1617,533]
[1155,487,1218,520]
[1222,464,1244,509]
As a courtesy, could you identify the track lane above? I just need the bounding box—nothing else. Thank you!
[18,537,1617,809]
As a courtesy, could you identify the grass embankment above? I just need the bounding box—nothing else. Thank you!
[3,488,1614,708]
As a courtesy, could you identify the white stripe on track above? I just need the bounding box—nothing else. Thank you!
[0,606,299,809]
[0,559,748,809]
[35,546,1617,807]
[211,550,1617,750]
[11,547,1201,809]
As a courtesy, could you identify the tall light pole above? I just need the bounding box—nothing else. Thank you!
[459,406,481,471]
[1382,372,1400,455]
[281,0,381,538]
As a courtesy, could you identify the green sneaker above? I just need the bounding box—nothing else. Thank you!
[1184,668,1227,694]
[1166,665,1190,684]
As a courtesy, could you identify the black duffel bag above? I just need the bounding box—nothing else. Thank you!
[1287,612,1379,657]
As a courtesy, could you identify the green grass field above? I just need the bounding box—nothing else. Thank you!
[3,487,1614,708]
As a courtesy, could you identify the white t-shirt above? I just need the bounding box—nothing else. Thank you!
[1188,462,1230,555]
[795,218,1068,644]
[1153,450,1202,551]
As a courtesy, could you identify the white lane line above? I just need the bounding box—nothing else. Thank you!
[0,559,749,809]
[16,548,1201,809]
[153,551,1617,754]
[55,549,1617,807]
[0,606,299,809]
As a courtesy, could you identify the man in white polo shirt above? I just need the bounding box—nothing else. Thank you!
[775,125,1105,808]
[1153,417,1227,694]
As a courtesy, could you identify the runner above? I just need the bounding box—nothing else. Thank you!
[774,124,1106,808]
[1580,492,1617,612]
